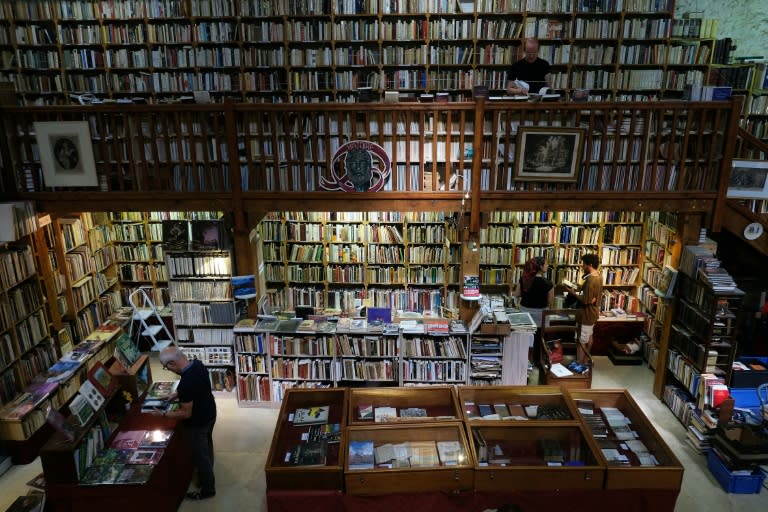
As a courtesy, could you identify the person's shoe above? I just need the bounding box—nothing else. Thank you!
[186,491,216,500]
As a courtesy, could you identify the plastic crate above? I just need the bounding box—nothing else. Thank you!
[707,450,766,494]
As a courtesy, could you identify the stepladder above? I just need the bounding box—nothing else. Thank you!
[128,286,174,351]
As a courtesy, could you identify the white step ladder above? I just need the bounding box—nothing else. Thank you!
[128,286,174,352]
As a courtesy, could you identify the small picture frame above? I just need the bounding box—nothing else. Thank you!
[33,121,98,188]
[87,361,117,397]
[727,159,768,199]
[514,127,584,182]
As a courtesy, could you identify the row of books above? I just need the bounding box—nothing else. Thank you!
[78,429,173,486]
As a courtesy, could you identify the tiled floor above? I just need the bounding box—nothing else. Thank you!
[1,356,767,512]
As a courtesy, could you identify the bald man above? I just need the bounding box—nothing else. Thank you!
[506,38,552,95]
[158,346,217,500]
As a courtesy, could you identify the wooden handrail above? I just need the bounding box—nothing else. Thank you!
[0,100,741,229]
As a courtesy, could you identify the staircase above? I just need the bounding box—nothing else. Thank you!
[128,286,174,352]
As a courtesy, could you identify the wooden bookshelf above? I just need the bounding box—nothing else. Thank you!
[0,1,746,105]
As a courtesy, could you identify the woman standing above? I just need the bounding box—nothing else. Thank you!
[512,256,554,327]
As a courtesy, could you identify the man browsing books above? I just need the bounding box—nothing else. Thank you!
[158,347,217,501]
[565,253,603,354]
[506,38,552,95]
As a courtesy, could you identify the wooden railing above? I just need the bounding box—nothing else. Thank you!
[0,99,742,225]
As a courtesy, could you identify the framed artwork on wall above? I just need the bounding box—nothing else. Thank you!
[33,121,98,187]
[514,127,584,182]
[727,159,768,199]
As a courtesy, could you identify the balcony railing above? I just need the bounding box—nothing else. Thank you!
[0,99,741,217]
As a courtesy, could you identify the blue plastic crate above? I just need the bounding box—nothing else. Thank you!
[707,450,766,494]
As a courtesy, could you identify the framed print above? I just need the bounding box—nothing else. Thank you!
[514,127,584,182]
[33,121,98,187]
[87,361,117,397]
[727,159,768,199]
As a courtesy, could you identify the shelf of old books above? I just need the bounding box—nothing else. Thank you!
[344,421,473,495]
[565,389,684,491]
[468,422,605,492]
[457,385,581,423]
[347,386,461,426]
[265,387,348,491]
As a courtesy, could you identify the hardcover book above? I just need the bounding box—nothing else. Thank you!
[348,440,375,470]
[308,423,341,444]
[128,449,164,465]
[357,404,373,420]
[436,440,463,466]
[139,429,173,449]
[68,393,95,426]
[79,463,124,486]
[293,405,330,425]
[114,464,155,485]
[111,430,146,450]
[291,441,327,466]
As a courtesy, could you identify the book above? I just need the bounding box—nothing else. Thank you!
[293,405,330,425]
[373,406,398,423]
[78,379,106,411]
[92,448,133,465]
[296,319,316,333]
[111,430,146,450]
[464,401,480,419]
[68,393,95,426]
[408,440,439,467]
[139,429,173,449]
[357,404,373,420]
[42,360,82,383]
[141,381,179,413]
[79,463,124,486]
[115,334,141,366]
[308,423,341,444]
[5,492,45,512]
[349,318,368,332]
[291,440,327,466]
[114,464,155,485]
[399,407,428,418]
[128,449,164,465]
[436,440,463,465]
[348,440,375,470]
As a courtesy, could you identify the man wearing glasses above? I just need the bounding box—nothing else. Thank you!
[158,347,217,500]
[506,38,552,96]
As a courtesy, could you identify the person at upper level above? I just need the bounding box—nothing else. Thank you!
[506,38,552,95]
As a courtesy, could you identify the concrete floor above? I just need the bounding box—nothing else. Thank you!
[1,355,766,511]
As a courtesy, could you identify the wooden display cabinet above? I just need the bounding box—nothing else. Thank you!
[347,386,461,426]
[468,423,604,492]
[265,387,348,491]
[344,421,473,495]
[457,385,580,423]
[566,389,684,491]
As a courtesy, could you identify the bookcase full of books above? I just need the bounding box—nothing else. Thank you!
[0,0,745,105]
[166,247,236,393]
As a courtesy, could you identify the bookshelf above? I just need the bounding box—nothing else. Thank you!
[639,211,680,370]
[0,224,58,419]
[260,211,460,315]
[166,245,236,393]
[663,264,744,426]
[0,0,747,105]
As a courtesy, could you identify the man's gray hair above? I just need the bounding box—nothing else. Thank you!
[159,346,184,366]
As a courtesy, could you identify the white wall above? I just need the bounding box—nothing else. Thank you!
[676,0,768,58]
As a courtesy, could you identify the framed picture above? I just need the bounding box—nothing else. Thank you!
[87,361,117,397]
[726,159,768,199]
[33,121,98,187]
[514,127,584,182]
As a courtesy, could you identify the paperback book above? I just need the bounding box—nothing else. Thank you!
[110,430,146,450]
[293,405,330,425]
[348,440,375,470]
[114,464,155,485]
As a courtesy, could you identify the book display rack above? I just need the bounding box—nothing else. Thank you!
[266,385,683,511]
[567,388,684,490]
[265,387,348,491]
[663,263,744,426]
[0,1,744,105]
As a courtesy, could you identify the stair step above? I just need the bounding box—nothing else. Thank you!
[141,325,164,337]
[133,309,154,320]
[150,339,174,352]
